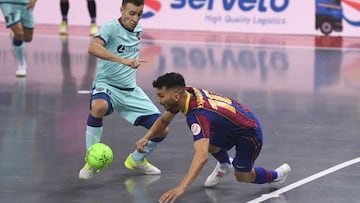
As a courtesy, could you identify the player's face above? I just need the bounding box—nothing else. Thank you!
[156,87,180,111]
[121,3,144,31]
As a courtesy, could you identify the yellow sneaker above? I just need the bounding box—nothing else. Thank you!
[89,23,98,37]
[124,154,161,175]
[59,21,68,35]
[78,163,98,179]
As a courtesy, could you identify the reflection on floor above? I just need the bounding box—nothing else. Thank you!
[0,28,359,203]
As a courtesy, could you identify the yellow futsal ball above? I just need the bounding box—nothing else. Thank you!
[85,143,113,170]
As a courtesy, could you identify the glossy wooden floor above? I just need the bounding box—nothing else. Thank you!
[0,27,359,203]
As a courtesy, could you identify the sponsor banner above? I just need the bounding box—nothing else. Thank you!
[0,0,359,37]
[342,0,360,34]
[142,0,314,35]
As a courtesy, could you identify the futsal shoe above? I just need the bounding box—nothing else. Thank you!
[89,23,98,37]
[59,21,68,35]
[16,63,27,77]
[270,163,291,186]
[78,163,97,179]
[124,154,161,175]
[204,158,233,188]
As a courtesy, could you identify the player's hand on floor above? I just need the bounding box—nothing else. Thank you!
[159,187,185,203]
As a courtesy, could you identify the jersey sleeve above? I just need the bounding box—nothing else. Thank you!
[186,112,211,142]
[96,21,114,45]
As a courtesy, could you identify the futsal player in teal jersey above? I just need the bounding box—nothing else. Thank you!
[0,0,37,77]
[136,72,291,203]
[78,0,168,179]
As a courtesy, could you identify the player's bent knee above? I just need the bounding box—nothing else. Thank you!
[13,32,25,41]
[90,100,108,117]
[11,27,25,40]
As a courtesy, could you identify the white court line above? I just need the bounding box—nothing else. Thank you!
[247,157,360,203]
[77,90,91,94]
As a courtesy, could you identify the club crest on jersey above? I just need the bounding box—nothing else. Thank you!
[191,123,201,136]
[136,32,141,40]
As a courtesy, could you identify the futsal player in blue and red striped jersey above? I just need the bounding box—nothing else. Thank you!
[135,72,291,203]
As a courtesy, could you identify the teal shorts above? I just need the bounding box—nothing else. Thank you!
[0,3,34,29]
[91,83,160,125]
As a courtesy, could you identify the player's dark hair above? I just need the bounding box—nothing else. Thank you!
[152,72,186,89]
[122,0,144,7]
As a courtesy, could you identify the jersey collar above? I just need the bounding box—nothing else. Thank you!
[181,92,191,115]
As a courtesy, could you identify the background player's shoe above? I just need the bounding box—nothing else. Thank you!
[270,163,291,186]
[79,163,97,179]
[89,23,98,37]
[59,21,68,35]
[124,154,161,175]
[204,158,233,188]
[16,63,27,77]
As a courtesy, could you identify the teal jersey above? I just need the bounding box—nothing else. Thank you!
[94,18,142,88]
[0,0,29,4]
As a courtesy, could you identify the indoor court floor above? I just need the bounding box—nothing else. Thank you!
[0,26,359,203]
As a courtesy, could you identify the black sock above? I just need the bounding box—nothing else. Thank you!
[60,1,69,22]
[87,0,96,23]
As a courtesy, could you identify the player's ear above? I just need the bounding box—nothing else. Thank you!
[173,93,180,101]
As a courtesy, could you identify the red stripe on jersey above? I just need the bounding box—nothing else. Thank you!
[195,113,211,138]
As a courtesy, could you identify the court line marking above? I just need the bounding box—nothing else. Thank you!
[77,90,91,94]
[247,157,360,203]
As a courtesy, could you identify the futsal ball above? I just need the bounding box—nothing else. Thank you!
[85,143,114,170]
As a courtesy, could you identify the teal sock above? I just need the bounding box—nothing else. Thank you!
[132,141,159,162]
[13,41,25,66]
[85,126,103,150]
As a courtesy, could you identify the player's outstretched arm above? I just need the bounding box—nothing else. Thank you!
[88,37,138,66]
[87,37,145,69]
[159,138,209,203]
[136,111,175,153]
